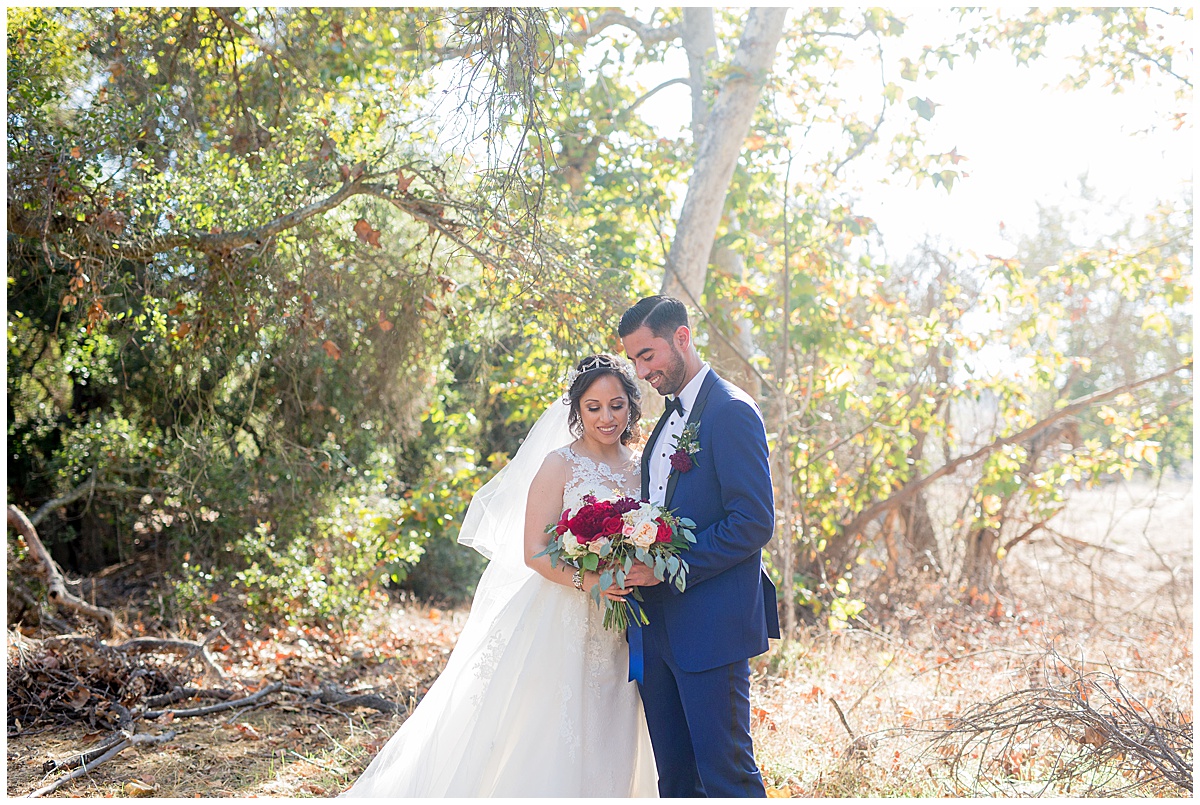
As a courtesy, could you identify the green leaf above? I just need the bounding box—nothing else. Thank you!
[908,96,937,120]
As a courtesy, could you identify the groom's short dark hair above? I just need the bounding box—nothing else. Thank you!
[618,295,689,340]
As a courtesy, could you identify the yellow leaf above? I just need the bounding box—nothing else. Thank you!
[1142,311,1170,334]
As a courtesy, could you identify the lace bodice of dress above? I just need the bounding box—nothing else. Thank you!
[554,446,641,510]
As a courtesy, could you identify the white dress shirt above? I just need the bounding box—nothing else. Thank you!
[647,364,710,506]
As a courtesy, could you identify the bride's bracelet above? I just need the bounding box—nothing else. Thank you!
[571,569,585,592]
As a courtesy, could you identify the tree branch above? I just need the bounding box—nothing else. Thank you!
[28,731,176,798]
[618,78,692,124]
[97,177,369,261]
[661,7,790,301]
[566,11,680,47]
[8,505,121,636]
[839,359,1193,542]
[142,681,284,719]
[30,474,163,527]
[832,37,889,176]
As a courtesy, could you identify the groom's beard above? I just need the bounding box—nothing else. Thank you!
[656,346,688,397]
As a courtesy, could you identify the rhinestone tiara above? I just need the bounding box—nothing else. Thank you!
[563,354,637,391]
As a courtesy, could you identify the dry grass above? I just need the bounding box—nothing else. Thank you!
[8,476,1191,797]
[751,474,1193,796]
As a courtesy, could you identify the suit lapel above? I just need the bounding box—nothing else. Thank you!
[664,371,719,509]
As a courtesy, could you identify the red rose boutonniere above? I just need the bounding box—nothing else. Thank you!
[670,422,701,473]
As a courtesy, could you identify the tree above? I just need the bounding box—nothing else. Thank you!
[535,6,1191,626]
[7,7,1192,633]
[659,8,789,302]
[5,7,631,624]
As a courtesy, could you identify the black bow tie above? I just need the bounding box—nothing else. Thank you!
[663,396,684,420]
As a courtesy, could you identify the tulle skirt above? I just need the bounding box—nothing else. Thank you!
[341,571,658,797]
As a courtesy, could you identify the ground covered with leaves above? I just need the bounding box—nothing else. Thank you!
[7,603,463,797]
[7,478,1191,797]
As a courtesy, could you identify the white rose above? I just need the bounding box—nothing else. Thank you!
[628,520,658,550]
[560,530,585,557]
[588,536,611,555]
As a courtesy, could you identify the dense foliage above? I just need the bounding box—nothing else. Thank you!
[7,7,1192,631]
[7,8,634,626]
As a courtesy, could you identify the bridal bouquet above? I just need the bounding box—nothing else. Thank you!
[536,495,695,631]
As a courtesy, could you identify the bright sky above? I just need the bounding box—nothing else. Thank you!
[857,31,1192,259]
[634,9,1192,262]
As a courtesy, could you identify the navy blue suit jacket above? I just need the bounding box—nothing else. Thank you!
[640,370,781,672]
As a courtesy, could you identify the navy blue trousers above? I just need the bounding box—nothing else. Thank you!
[637,627,766,798]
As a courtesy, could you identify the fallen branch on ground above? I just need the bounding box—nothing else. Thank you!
[285,681,405,714]
[27,730,176,798]
[143,685,234,709]
[141,681,403,720]
[142,681,285,720]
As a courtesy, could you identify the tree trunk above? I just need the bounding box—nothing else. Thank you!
[681,8,718,143]
[661,7,788,301]
[961,527,998,591]
[707,246,762,398]
[899,490,940,570]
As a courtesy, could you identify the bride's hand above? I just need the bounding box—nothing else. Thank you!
[585,571,632,602]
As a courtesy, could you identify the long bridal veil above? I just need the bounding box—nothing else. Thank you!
[447,396,574,662]
[457,397,571,569]
[343,399,575,796]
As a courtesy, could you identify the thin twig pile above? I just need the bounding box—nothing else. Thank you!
[8,632,184,734]
[927,650,1192,795]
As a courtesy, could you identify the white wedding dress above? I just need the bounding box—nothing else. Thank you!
[343,401,658,798]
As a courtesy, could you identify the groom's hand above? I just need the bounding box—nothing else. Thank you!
[623,563,662,588]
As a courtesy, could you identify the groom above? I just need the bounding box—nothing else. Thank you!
[619,295,780,798]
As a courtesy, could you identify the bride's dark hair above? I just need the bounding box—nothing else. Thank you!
[565,354,642,445]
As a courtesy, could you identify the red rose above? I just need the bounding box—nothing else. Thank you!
[655,519,673,542]
[592,500,617,518]
[567,500,618,542]
[601,516,624,536]
[670,450,693,473]
[555,509,572,536]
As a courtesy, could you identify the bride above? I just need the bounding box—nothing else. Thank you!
[342,354,659,797]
